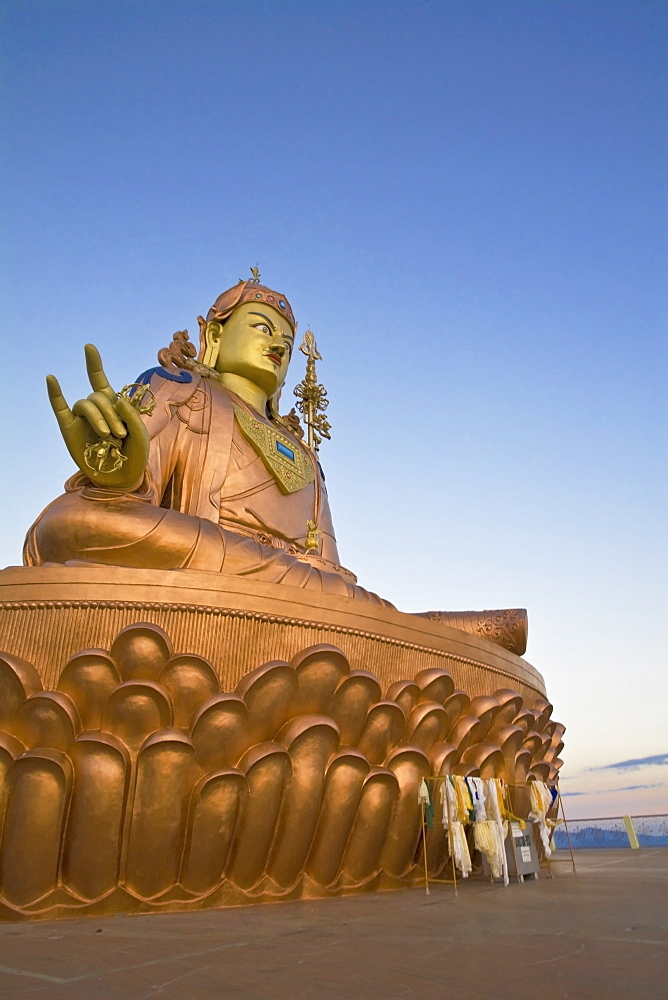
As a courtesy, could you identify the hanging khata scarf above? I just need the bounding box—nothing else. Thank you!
[483,778,509,886]
[466,776,488,821]
[418,778,434,828]
[449,821,472,878]
[474,819,506,880]
[529,780,554,857]
[452,775,475,822]
[441,777,458,828]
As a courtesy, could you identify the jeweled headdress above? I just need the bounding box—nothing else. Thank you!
[158,270,297,373]
[206,277,296,330]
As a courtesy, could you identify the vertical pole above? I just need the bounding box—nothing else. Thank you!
[623,814,640,850]
[558,789,577,873]
[421,798,430,896]
[445,777,458,897]
[306,398,314,451]
[503,782,522,885]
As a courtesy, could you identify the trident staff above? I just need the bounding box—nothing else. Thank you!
[293,328,331,453]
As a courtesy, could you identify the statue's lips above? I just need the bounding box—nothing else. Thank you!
[263,352,283,366]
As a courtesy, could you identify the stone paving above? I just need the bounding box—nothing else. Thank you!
[0,850,665,1000]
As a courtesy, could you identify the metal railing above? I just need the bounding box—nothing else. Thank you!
[553,814,668,850]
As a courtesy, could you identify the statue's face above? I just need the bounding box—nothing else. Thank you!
[214,302,294,397]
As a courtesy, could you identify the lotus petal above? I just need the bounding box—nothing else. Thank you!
[0,652,42,731]
[460,743,505,778]
[0,749,72,906]
[307,749,369,887]
[449,714,486,756]
[423,777,450,876]
[181,768,248,894]
[514,747,533,785]
[229,743,292,890]
[385,680,419,717]
[488,724,524,782]
[0,733,25,834]
[512,708,536,736]
[357,701,405,765]
[330,671,381,746]
[531,697,554,731]
[522,730,545,756]
[292,645,350,714]
[414,668,455,705]
[124,730,198,897]
[160,654,219,728]
[380,746,430,878]
[544,740,565,763]
[342,768,399,883]
[492,689,524,727]
[405,702,449,755]
[442,691,471,737]
[530,733,552,763]
[530,761,552,783]
[14,691,80,751]
[424,823,450,877]
[190,695,249,770]
[468,695,501,741]
[62,733,130,900]
[0,733,24,769]
[548,722,566,741]
[236,661,298,743]
[57,651,120,729]
[269,716,340,888]
[102,681,172,750]
[110,623,172,683]
[430,742,459,776]
[452,761,478,777]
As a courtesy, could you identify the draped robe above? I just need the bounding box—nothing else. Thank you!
[24,369,388,606]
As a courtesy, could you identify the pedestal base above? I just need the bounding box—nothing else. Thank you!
[0,566,562,920]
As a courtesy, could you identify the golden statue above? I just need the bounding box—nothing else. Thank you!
[24,277,386,604]
[0,271,564,921]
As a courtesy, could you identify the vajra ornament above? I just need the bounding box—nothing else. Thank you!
[83,383,156,476]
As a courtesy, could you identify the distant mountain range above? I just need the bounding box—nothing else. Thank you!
[554,826,668,849]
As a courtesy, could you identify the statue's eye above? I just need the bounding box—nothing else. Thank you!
[253,323,272,335]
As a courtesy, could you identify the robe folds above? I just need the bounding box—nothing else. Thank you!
[24,369,389,606]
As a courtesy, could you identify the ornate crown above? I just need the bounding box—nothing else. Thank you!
[206,277,296,331]
[158,270,296,373]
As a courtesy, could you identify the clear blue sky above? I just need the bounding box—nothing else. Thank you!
[2,0,666,817]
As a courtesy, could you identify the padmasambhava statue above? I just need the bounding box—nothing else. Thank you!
[0,268,558,922]
[24,274,389,604]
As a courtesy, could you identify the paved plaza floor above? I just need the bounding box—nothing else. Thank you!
[0,850,665,1000]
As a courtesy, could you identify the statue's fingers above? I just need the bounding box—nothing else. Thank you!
[46,374,77,430]
[88,391,127,438]
[84,344,116,400]
[116,395,148,438]
[72,398,111,439]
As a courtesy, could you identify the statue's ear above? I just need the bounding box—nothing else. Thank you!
[202,321,223,368]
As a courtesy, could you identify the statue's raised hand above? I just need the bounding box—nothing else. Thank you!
[47,344,150,491]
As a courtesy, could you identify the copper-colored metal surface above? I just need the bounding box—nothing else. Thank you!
[0,275,564,921]
[294,329,331,452]
[418,609,528,655]
[0,568,563,921]
[0,567,546,698]
[24,370,379,600]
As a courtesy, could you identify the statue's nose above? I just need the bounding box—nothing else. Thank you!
[271,340,286,358]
